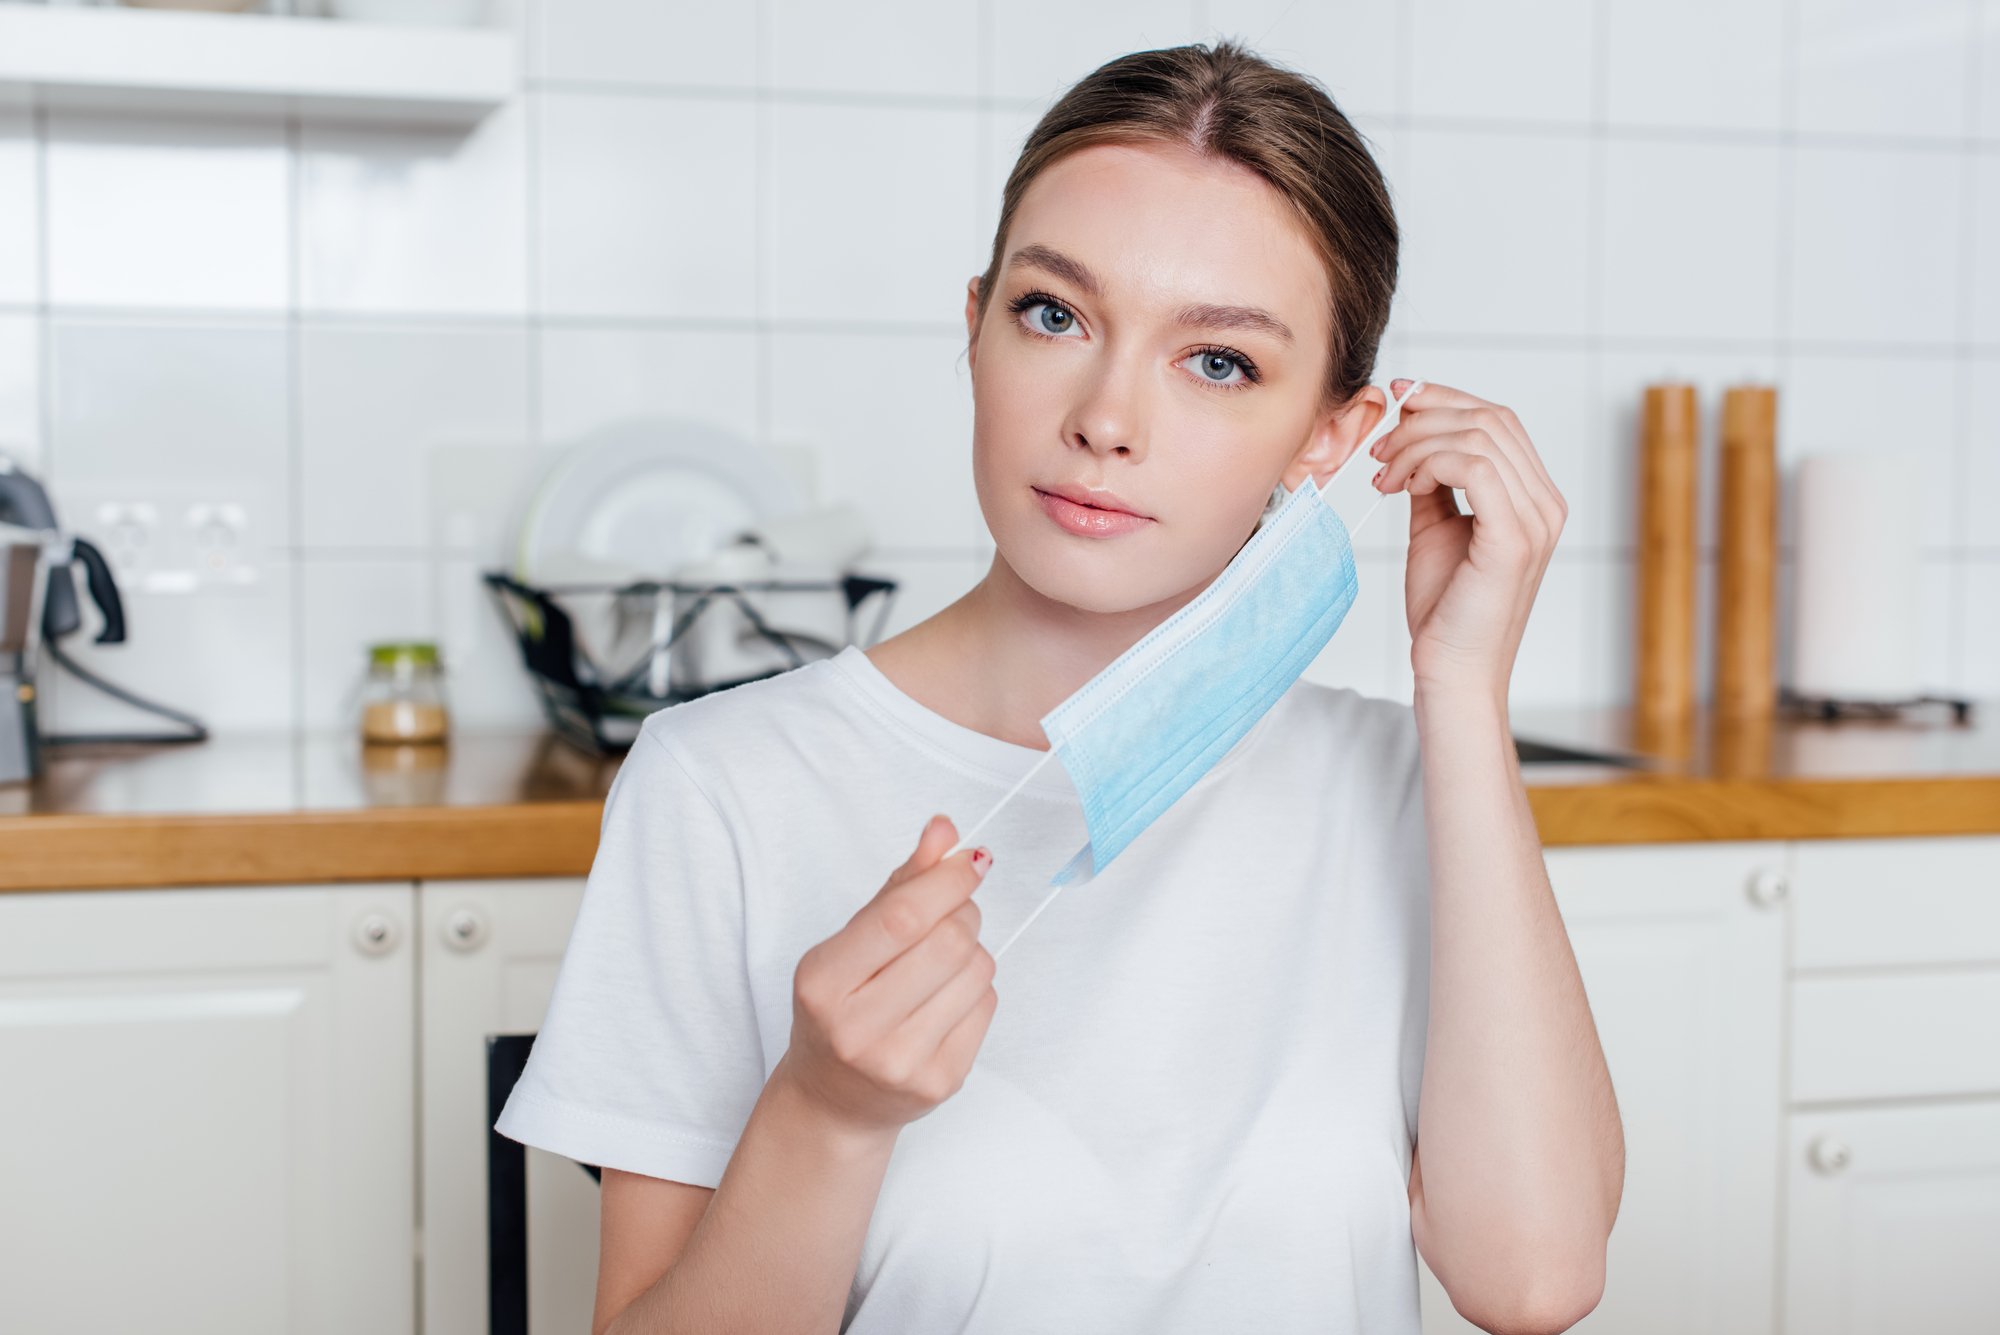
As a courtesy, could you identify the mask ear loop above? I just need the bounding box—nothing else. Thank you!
[1326,377,1423,546]
[962,380,1425,964]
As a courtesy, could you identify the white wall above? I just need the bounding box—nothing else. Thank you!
[0,0,1994,737]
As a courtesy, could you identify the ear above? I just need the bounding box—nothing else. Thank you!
[1279,383,1390,492]
[963,276,983,374]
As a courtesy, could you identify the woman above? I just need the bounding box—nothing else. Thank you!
[498,37,1623,1335]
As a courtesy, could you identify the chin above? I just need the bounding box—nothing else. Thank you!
[994,518,1219,618]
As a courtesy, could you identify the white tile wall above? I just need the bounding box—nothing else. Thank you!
[0,107,37,308]
[1785,144,1963,346]
[1409,0,1596,125]
[44,113,290,312]
[0,0,1992,746]
[297,324,532,549]
[1597,138,1785,343]
[0,315,38,472]
[1793,0,1973,139]
[299,103,530,317]
[536,92,759,320]
[766,101,983,324]
[1602,0,1785,133]
[1399,129,1594,337]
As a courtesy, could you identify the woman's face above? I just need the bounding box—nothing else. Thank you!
[965,140,1379,617]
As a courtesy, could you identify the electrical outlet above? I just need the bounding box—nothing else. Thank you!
[186,501,257,587]
[94,500,159,578]
[57,482,271,594]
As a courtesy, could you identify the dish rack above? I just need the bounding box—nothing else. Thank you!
[482,569,899,755]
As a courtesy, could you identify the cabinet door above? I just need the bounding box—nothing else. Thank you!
[0,883,415,1335]
[1783,1101,2000,1334]
[1420,842,1787,1335]
[419,878,593,1335]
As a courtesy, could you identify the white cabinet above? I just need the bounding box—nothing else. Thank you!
[0,883,416,1335]
[4,834,1992,1334]
[1782,835,2000,1335]
[419,877,594,1335]
[1420,842,1789,1335]
[1782,1102,2000,1335]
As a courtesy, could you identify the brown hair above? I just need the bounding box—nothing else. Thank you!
[969,37,1398,417]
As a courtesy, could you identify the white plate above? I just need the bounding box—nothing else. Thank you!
[515,417,805,678]
[515,416,803,586]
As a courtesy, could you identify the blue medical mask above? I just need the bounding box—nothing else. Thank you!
[950,379,1425,960]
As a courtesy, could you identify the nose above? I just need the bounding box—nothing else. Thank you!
[1062,355,1151,462]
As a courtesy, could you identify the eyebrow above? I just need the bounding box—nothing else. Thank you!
[1005,243,1297,346]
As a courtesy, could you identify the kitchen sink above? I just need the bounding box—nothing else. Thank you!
[1511,734,1647,768]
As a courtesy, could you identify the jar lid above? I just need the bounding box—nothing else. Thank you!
[369,640,441,668]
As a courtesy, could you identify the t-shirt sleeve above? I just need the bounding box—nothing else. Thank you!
[493,715,768,1188]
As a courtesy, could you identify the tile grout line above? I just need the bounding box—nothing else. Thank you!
[1585,0,1609,707]
[287,113,305,762]
[1772,0,1799,706]
[31,102,54,722]
[754,0,772,453]
[1948,0,1985,690]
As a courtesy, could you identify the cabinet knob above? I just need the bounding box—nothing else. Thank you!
[1746,866,1789,908]
[442,905,490,953]
[353,912,401,957]
[1807,1134,1851,1175]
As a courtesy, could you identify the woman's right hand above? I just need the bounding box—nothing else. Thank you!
[778,814,999,1137]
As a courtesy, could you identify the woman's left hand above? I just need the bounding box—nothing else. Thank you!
[1369,378,1566,702]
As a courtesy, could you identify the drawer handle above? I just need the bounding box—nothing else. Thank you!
[353,912,401,957]
[442,905,490,954]
[1807,1134,1851,1175]
[1746,866,1789,909]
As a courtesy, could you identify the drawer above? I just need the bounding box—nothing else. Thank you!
[1791,971,2000,1103]
[1793,836,2000,971]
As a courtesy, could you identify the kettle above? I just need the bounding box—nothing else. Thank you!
[0,455,206,785]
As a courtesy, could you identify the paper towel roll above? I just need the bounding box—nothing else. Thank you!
[1789,452,1921,700]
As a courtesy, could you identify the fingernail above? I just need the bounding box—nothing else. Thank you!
[923,813,943,837]
[1373,466,1386,489]
[1390,378,1411,392]
[972,847,992,876]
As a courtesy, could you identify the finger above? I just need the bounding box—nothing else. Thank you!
[1407,473,1462,539]
[926,980,1001,1091]
[1406,450,1538,568]
[831,822,986,983]
[1379,428,1544,547]
[882,813,953,889]
[894,938,998,1072]
[1379,406,1562,541]
[1385,387,1565,532]
[848,897,986,1040]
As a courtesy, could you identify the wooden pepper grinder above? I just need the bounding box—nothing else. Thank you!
[1715,385,1778,718]
[1635,383,1699,731]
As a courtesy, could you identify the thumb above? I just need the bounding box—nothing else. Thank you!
[891,813,957,884]
[1408,482,1458,534]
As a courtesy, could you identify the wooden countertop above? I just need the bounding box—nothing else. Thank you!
[3,699,1997,892]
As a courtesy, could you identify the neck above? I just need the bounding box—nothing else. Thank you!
[866,547,1212,752]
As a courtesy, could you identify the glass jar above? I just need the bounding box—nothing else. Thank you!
[358,641,451,745]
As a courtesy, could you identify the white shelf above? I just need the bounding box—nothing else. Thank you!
[0,3,515,124]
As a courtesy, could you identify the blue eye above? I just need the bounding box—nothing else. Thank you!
[1008,293,1081,337]
[1187,347,1255,389]
[1003,289,1264,392]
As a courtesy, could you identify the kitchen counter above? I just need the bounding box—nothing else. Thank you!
[2,700,1997,891]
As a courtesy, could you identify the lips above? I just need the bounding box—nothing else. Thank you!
[1034,484,1148,519]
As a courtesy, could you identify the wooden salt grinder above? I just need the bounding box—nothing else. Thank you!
[1636,383,1699,722]
[1715,385,1778,718]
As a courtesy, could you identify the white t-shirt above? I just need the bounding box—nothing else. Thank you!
[496,642,1433,1333]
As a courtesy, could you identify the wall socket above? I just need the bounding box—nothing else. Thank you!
[80,488,265,594]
